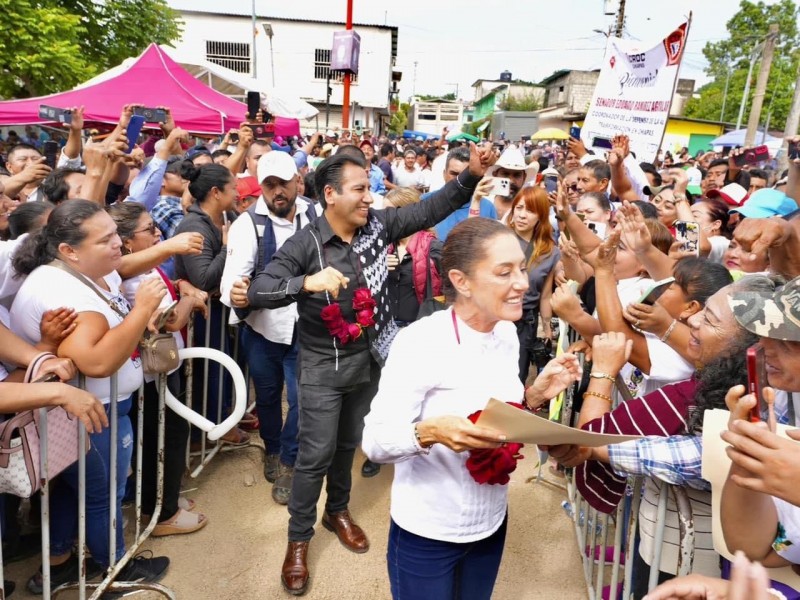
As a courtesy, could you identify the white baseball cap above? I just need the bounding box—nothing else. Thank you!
[257,151,298,183]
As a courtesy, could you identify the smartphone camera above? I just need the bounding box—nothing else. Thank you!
[789,142,799,161]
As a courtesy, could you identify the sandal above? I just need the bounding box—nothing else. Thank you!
[177,497,196,512]
[239,411,260,432]
[219,427,250,447]
[152,508,208,537]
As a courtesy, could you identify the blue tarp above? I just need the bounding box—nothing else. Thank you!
[402,130,439,140]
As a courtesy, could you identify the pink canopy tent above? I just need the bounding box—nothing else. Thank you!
[0,44,300,136]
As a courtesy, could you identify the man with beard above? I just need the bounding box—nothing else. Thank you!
[222,151,321,505]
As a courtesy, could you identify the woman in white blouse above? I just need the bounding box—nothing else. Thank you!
[362,218,582,600]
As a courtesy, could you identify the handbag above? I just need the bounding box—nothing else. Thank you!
[0,353,89,498]
[50,259,179,375]
[139,331,179,375]
[416,251,447,320]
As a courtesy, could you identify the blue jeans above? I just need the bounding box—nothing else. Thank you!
[387,516,507,600]
[50,397,134,568]
[240,324,299,466]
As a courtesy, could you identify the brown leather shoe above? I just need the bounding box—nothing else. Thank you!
[321,510,369,553]
[281,541,309,595]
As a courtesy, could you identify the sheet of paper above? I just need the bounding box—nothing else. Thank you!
[475,398,642,447]
[702,408,800,589]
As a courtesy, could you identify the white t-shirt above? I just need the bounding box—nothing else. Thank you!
[392,164,423,188]
[10,265,143,404]
[121,269,184,383]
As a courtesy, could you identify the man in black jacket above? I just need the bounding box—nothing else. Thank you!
[246,143,493,595]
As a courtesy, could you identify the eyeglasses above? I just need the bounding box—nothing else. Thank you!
[133,223,158,236]
[566,184,579,192]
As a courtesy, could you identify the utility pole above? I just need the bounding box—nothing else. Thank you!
[413,61,418,98]
[778,62,800,175]
[251,0,257,79]
[745,23,779,147]
[614,0,626,38]
[720,65,731,122]
[341,0,353,129]
[736,40,762,130]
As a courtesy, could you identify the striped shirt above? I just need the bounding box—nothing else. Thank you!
[576,377,698,514]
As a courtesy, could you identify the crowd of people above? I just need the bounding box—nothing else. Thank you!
[0,101,799,600]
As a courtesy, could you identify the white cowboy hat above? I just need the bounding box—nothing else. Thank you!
[487,145,539,185]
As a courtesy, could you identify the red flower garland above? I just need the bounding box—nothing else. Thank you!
[465,402,526,485]
[320,288,377,345]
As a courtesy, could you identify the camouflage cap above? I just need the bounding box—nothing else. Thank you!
[729,276,800,342]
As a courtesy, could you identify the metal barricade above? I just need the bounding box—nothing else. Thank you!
[11,343,248,599]
[183,298,257,478]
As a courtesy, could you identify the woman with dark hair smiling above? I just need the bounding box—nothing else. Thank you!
[362,218,583,600]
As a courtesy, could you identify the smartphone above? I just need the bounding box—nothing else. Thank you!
[243,123,274,140]
[733,145,769,167]
[585,220,607,240]
[490,177,511,197]
[247,91,261,120]
[544,176,559,194]
[569,126,581,139]
[229,132,240,144]
[156,300,179,331]
[674,221,700,255]
[33,373,60,384]
[747,343,768,422]
[789,141,800,161]
[637,277,675,306]
[43,140,59,169]
[132,107,167,123]
[38,104,71,125]
[125,115,146,153]
[592,136,613,150]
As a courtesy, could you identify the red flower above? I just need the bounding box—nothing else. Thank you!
[320,287,376,346]
[352,288,376,311]
[321,303,343,324]
[464,402,526,486]
[355,309,375,327]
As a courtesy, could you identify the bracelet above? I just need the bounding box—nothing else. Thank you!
[522,386,535,411]
[589,372,616,383]
[413,423,431,452]
[468,208,480,215]
[660,318,678,342]
[584,391,612,403]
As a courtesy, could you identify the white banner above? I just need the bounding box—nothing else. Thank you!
[581,21,689,163]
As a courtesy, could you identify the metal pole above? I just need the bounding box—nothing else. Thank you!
[745,24,779,147]
[720,65,731,122]
[736,40,762,131]
[269,35,275,87]
[326,70,331,128]
[341,0,353,129]
[777,62,800,175]
[251,0,257,79]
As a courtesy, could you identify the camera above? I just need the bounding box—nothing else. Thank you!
[133,107,167,123]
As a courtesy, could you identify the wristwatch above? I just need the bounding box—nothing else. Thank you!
[589,371,616,383]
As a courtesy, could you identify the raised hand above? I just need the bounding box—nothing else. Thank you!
[617,201,652,255]
[590,331,632,377]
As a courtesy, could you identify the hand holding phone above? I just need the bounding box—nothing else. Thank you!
[155,300,179,331]
[747,344,769,424]
[43,141,59,169]
[132,107,168,124]
[673,221,700,256]
[125,115,146,153]
[637,277,675,306]
[490,177,511,197]
[733,145,769,167]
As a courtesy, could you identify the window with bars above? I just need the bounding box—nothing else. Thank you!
[313,48,358,83]
[206,41,251,74]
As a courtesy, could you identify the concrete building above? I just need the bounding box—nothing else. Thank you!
[471,74,544,121]
[406,99,463,137]
[165,1,399,133]
[535,69,601,128]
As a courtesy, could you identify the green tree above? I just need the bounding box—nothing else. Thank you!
[388,102,410,135]
[0,0,93,97]
[0,0,182,98]
[683,0,800,130]
[499,91,543,112]
[47,0,183,70]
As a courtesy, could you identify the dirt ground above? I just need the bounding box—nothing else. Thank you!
[7,440,589,600]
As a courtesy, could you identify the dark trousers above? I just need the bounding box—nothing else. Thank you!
[240,324,299,466]
[387,516,507,600]
[287,362,380,542]
[631,533,672,599]
[515,316,539,383]
[131,370,189,522]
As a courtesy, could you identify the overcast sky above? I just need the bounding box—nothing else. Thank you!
[177,0,795,101]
